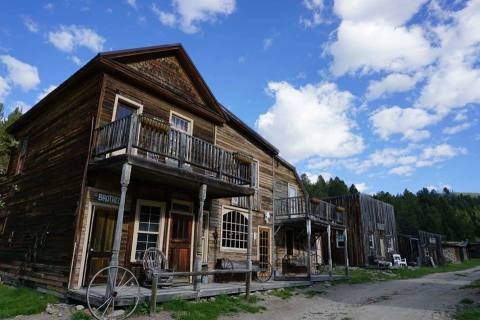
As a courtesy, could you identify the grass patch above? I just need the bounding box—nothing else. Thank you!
[303,290,326,298]
[271,288,295,300]
[0,284,58,319]
[70,310,91,320]
[459,298,474,305]
[454,307,480,320]
[334,259,480,285]
[163,294,265,320]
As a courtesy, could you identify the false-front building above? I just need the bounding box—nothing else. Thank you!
[0,44,345,296]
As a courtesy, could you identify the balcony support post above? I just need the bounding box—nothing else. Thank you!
[193,184,207,294]
[344,227,349,277]
[327,224,333,277]
[246,193,253,298]
[126,113,138,155]
[306,217,312,283]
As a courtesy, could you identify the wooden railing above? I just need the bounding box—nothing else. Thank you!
[92,114,252,186]
[274,196,343,225]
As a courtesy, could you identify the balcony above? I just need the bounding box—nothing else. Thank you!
[91,114,253,197]
[274,196,343,225]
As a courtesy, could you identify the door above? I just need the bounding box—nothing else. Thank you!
[379,238,386,257]
[85,206,116,284]
[258,227,271,265]
[168,213,193,272]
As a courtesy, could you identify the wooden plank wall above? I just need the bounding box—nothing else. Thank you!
[0,75,102,293]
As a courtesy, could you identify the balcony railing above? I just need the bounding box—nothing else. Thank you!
[274,196,343,225]
[92,114,252,186]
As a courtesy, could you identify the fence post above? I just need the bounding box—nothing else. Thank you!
[150,274,158,315]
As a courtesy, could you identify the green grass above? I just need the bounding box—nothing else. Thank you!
[163,294,265,320]
[454,307,480,320]
[303,289,326,298]
[271,288,295,300]
[334,259,480,285]
[70,310,92,320]
[0,284,58,319]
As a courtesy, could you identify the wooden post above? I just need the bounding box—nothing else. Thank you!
[344,227,349,277]
[246,194,253,298]
[110,163,131,267]
[150,274,158,314]
[327,224,332,277]
[193,184,207,293]
[306,218,312,283]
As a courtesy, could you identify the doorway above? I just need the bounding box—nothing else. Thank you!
[84,206,117,284]
[168,213,193,272]
[258,227,271,265]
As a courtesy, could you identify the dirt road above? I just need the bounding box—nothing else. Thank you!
[227,267,480,320]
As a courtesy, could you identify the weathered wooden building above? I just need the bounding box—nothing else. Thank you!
[325,194,398,266]
[0,44,344,297]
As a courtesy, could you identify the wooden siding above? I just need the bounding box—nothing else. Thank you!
[273,160,304,199]
[0,75,102,293]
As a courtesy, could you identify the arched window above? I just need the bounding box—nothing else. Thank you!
[221,210,248,250]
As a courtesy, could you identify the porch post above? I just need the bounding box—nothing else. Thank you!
[327,224,332,277]
[246,194,253,298]
[110,163,131,267]
[344,227,349,277]
[193,184,207,293]
[306,218,312,283]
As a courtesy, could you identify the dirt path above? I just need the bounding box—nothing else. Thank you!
[227,266,480,320]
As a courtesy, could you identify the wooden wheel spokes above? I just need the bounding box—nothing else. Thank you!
[87,266,140,320]
[256,262,272,282]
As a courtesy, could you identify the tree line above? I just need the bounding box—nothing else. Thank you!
[301,174,480,242]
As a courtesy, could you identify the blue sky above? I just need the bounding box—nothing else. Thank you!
[0,0,479,194]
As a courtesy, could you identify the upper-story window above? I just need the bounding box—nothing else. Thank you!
[287,183,298,198]
[112,94,143,121]
[15,137,28,174]
[251,160,259,188]
[170,111,193,135]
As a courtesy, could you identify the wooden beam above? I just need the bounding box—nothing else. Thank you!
[246,194,253,298]
[193,184,207,293]
[327,224,332,277]
[344,227,349,277]
[306,218,312,283]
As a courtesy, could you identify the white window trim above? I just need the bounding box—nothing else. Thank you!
[252,159,260,189]
[220,205,249,253]
[111,94,144,122]
[336,231,345,248]
[169,110,194,135]
[256,226,271,263]
[287,183,298,198]
[369,234,375,249]
[130,200,166,263]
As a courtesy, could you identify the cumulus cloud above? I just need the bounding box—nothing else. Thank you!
[0,76,11,101]
[126,0,137,9]
[300,0,324,28]
[0,55,40,91]
[48,25,105,53]
[22,16,39,33]
[255,81,364,163]
[370,106,439,141]
[36,85,57,102]
[152,0,236,34]
[442,122,472,135]
[366,73,419,101]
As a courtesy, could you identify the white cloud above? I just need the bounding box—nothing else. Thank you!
[426,183,452,192]
[255,81,364,163]
[22,16,39,33]
[126,0,137,9]
[12,100,31,113]
[263,38,273,50]
[300,0,324,28]
[389,165,415,176]
[44,3,54,11]
[442,122,472,135]
[0,55,40,91]
[153,0,236,34]
[70,56,82,66]
[370,106,439,141]
[354,182,369,193]
[36,85,57,102]
[0,76,10,101]
[48,25,105,53]
[366,73,419,101]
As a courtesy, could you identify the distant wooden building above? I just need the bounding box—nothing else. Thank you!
[325,194,398,266]
[443,241,469,264]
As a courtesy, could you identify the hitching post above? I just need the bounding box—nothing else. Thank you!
[193,184,207,293]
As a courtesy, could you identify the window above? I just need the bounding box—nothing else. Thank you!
[112,94,143,121]
[221,209,248,250]
[170,112,193,135]
[131,201,165,262]
[16,137,28,174]
[288,183,298,198]
[286,229,294,255]
[369,234,375,249]
[336,231,345,248]
[251,160,259,188]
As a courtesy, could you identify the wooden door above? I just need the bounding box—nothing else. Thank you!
[168,213,193,272]
[258,227,271,265]
[85,207,116,284]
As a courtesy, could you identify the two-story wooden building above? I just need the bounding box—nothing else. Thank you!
[0,44,344,298]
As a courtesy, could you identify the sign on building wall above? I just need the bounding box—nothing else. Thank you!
[90,191,121,206]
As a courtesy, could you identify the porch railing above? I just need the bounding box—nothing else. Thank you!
[92,114,252,186]
[274,196,343,225]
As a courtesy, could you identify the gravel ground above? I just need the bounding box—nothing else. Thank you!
[225,266,480,320]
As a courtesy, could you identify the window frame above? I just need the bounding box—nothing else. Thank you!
[130,199,166,263]
[287,183,298,198]
[369,234,375,249]
[336,230,345,248]
[111,94,143,122]
[220,205,249,253]
[169,110,194,135]
[15,137,29,175]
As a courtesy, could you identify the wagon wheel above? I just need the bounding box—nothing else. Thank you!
[255,262,272,282]
[87,266,140,320]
